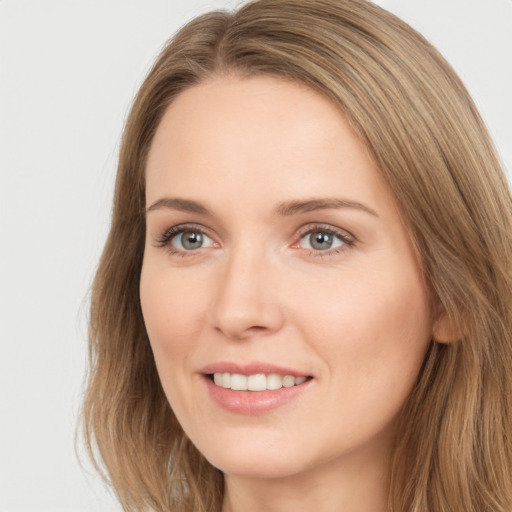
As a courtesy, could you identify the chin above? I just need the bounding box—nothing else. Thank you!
[197,435,307,479]
[210,454,303,480]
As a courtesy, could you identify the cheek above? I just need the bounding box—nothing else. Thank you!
[291,264,431,452]
[139,262,206,372]
[139,260,212,431]
[292,257,432,385]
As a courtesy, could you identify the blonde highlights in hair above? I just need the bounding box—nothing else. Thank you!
[82,1,512,510]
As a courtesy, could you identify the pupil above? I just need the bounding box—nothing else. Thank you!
[311,232,332,250]
[182,231,203,250]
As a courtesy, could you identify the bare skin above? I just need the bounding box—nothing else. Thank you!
[140,75,437,512]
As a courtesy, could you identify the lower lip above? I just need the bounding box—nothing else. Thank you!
[203,376,312,415]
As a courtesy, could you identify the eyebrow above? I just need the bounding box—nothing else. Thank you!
[146,196,378,217]
[275,198,378,217]
[146,197,210,215]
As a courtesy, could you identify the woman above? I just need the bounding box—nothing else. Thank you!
[82,0,512,510]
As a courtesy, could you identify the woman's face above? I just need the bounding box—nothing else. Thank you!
[140,75,433,480]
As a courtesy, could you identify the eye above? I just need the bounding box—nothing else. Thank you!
[170,229,214,251]
[301,231,342,251]
[294,225,354,255]
[155,224,217,255]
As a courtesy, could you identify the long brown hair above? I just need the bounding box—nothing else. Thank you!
[82,1,512,510]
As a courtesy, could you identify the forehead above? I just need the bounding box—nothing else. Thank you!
[145,75,392,215]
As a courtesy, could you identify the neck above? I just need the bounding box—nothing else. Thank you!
[222,444,391,512]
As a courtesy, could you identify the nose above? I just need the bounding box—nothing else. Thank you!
[209,247,285,340]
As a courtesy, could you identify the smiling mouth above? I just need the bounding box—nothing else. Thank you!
[208,372,312,391]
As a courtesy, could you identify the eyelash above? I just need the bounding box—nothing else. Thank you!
[154,223,355,259]
[155,224,214,258]
[294,224,355,258]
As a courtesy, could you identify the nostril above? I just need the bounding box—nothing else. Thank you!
[248,325,266,332]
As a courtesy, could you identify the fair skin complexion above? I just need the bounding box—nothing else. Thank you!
[140,75,437,512]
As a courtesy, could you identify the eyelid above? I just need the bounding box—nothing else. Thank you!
[293,222,355,244]
[154,223,218,249]
[290,222,356,258]
[153,221,355,258]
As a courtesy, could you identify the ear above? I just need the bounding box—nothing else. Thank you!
[432,313,464,344]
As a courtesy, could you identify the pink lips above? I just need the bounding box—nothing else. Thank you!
[200,361,309,377]
[200,361,312,415]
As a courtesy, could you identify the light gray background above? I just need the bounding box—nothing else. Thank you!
[0,1,510,511]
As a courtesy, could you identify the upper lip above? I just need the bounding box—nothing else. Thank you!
[200,361,311,378]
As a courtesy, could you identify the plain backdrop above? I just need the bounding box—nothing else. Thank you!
[0,1,510,511]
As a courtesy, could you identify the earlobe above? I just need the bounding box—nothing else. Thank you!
[432,314,463,344]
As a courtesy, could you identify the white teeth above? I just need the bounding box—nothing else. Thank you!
[212,372,309,391]
[248,374,267,391]
[230,373,247,390]
[282,375,295,388]
[221,372,231,388]
[266,373,283,390]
